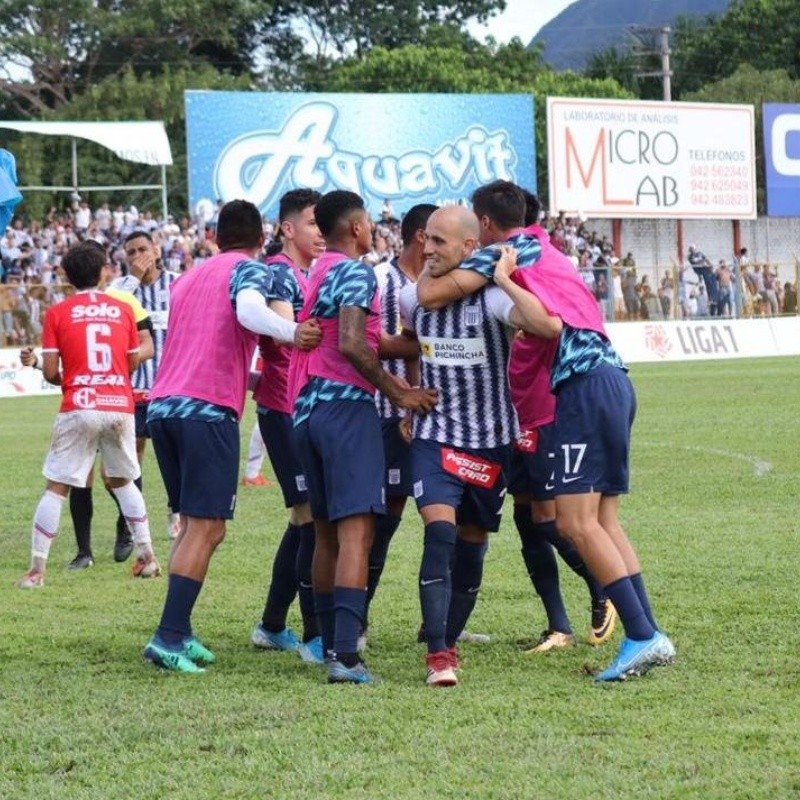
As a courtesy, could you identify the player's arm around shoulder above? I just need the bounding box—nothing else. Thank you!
[416,266,488,310]
[494,246,562,339]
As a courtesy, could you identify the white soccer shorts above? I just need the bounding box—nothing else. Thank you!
[43,410,141,486]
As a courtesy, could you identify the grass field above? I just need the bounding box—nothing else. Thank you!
[1,358,799,800]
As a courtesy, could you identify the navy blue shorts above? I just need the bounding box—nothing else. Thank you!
[552,365,636,496]
[382,417,412,498]
[411,439,510,533]
[148,416,239,519]
[258,408,308,508]
[294,400,386,522]
[134,403,150,439]
[507,423,557,502]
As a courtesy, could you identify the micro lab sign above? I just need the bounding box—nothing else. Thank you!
[763,103,800,216]
[185,91,536,219]
[547,98,756,219]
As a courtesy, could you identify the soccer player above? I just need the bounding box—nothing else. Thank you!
[362,202,438,646]
[474,185,617,652]
[492,241,676,682]
[17,242,159,588]
[400,204,536,687]
[142,199,321,674]
[290,190,437,684]
[22,247,156,571]
[250,188,326,663]
[415,183,617,652]
[108,230,182,560]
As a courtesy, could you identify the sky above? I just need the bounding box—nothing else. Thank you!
[467,0,576,44]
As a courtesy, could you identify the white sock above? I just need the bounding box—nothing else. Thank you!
[112,482,153,555]
[245,422,266,479]
[32,490,66,563]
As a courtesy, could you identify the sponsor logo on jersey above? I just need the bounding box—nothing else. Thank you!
[419,336,487,366]
[71,303,122,320]
[441,447,501,488]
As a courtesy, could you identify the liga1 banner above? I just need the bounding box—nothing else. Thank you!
[605,317,800,363]
[546,98,757,219]
[185,91,536,221]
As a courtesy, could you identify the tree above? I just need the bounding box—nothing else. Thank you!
[274,0,506,61]
[0,0,266,117]
[322,35,632,204]
[673,0,800,97]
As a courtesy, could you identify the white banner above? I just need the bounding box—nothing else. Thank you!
[0,349,60,398]
[0,121,173,166]
[606,317,800,363]
[547,98,756,219]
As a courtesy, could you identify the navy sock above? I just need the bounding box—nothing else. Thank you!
[296,522,318,641]
[540,519,605,605]
[69,486,93,558]
[630,572,659,631]
[604,576,655,641]
[365,513,402,623]
[333,586,367,658]
[446,538,488,646]
[262,523,300,632]
[419,521,457,653]
[315,592,335,658]
[157,574,203,646]
[515,507,572,634]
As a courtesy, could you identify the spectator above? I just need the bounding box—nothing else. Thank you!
[714,260,733,317]
[688,243,718,315]
[694,283,709,317]
[640,281,661,320]
[622,268,639,320]
[658,269,674,318]
[782,282,797,314]
[762,265,779,315]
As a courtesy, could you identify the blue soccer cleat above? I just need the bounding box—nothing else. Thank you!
[595,633,670,682]
[327,659,375,684]
[251,623,300,652]
[297,636,325,664]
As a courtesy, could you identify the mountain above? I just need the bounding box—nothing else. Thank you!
[532,0,731,71]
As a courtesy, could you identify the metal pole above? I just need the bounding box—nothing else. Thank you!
[161,164,168,220]
[71,138,78,193]
[660,28,672,103]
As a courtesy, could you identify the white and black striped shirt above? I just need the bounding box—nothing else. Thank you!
[375,259,412,420]
[399,283,518,450]
[111,269,179,392]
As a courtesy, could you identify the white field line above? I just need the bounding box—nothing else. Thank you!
[638,442,773,478]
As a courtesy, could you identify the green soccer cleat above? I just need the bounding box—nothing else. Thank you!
[144,637,206,674]
[183,635,215,665]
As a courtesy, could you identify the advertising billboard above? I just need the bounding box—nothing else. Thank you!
[763,103,800,216]
[547,98,756,219]
[186,91,536,220]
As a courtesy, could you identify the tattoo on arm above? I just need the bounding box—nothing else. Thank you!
[339,307,401,399]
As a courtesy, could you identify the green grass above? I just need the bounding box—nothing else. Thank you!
[1,359,799,800]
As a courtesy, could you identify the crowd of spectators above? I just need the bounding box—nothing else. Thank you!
[1,200,797,347]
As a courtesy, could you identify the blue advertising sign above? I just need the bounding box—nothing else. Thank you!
[185,91,536,220]
[763,103,800,216]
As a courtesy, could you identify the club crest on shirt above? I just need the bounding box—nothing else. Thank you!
[463,304,482,327]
